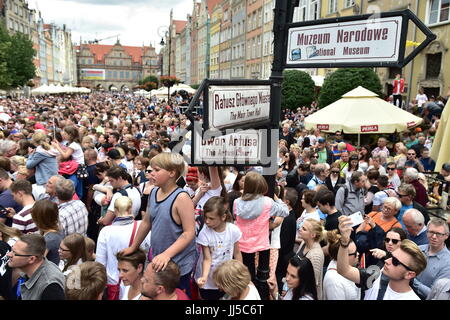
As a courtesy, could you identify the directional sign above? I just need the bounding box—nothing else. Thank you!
[194,129,263,165]
[284,9,436,68]
[208,85,271,130]
[287,17,403,65]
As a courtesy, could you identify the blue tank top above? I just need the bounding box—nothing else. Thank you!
[148,187,197,275]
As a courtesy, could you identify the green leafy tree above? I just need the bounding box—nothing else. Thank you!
[8,32,36,88]
[0,25,36,89]
[140,75,159,87]
[281,70,316,110]
[318,68,382,109]
[0,26,12,88]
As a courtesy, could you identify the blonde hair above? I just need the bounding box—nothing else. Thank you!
[116,147,126,158]
[304,218,326,242]
[213,260,251,299]
[150,152,186,180]
[114,196,132,216]
[10,155,26,167]
[337,142,347,151]
[31,130,51,150]
[399,239,427,275]
[0,222,22,243]
[65,261,107,300]
[16,165,28,176]
[383,197,402,212]
[82,136,94,148]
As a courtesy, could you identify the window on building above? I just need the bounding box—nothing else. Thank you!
[113,71,117,79]
[126,71,130,79]
[428,0,450,24]
[426,53,442,78]
[310,0,319,20]
[388,67,402,79]
[329,0,338,13]
[81,59,85,64]
[344,0,355,8]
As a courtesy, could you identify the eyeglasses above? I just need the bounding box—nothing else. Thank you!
[11,250,36,257]
[387,167,396,171]
[391,255,413,271]
[427,230,448,238]
[58,247,70,252]
[384,237,400,245]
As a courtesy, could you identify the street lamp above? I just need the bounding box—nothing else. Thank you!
[158,26,171,103]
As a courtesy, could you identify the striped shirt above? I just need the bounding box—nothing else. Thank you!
[12,204,38,234]
[58,200,88,237]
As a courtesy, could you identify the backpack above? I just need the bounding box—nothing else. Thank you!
[337,184,349,202]
[117,184,140,197]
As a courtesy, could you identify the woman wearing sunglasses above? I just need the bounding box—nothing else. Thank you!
[370,227,407,266]
[324,162,345,195]
[355,197,403,266]
[323,230,360,300]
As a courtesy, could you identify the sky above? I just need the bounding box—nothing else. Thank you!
[28,0,195,52]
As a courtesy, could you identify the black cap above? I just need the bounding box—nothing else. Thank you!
[442,163,450,172]
[107,149,122,160]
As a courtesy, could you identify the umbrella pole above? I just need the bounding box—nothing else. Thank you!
[358,134,361,148]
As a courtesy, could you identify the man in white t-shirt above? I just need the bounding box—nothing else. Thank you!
[336,215,427,300]
[98,167,141,226]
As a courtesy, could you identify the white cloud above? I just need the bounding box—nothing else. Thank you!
[28,0,195,52]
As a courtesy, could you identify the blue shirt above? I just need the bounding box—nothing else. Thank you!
[407,227,429,246]
[0,189,23,226]
[420,157,436,172]
[415,245,450,299]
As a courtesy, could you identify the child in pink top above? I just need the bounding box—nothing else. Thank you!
[233,171,289,298]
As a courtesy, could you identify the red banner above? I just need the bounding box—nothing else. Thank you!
[317,124,329,130]
[361,125,379,132]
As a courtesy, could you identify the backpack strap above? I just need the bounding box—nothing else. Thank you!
[129,221,138,247]
[118,184,133,197]
[376,276,390,300]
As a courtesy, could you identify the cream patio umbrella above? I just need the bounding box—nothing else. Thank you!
[304,86,423,146]
[169,83,196,94]
[430,99,450,171]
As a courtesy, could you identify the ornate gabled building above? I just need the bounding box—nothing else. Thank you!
[76,41,159,91]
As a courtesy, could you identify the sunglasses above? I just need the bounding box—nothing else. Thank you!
[348,251,358,257]
[384,237,400,245]
[331,170,340,174]
[391,255,413,271]
[387,167,396,171]
[146,169,152,173]
[396,192,408,198]
[311,156,319,158]
[407,153,416,156]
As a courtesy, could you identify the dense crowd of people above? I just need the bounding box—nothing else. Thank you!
[0,91,449,301]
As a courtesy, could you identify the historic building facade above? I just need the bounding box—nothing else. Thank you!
[76,41,159,90]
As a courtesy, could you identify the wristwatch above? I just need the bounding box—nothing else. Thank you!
[339,238,350,248]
